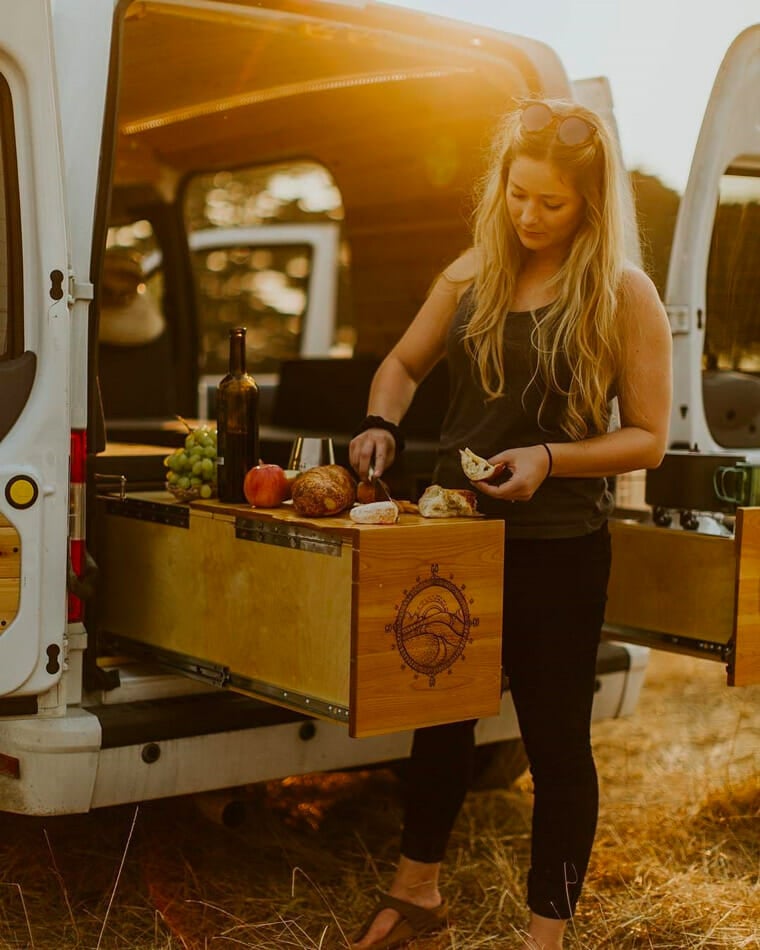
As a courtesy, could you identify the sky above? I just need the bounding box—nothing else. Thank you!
[378,0,758,194]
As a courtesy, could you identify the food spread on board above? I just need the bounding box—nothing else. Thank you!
[163,434,491,521]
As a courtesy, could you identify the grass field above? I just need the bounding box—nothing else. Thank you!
[0,650,757,949]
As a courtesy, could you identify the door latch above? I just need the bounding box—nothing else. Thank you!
[68,271,95,306]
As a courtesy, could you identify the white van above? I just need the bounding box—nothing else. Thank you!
[0,1,756,816]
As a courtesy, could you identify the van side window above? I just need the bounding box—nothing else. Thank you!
[702,169,760,447]
[190,240,313,376]
[0,74,22,361]
[98,222,176,420]
[184,161,353,380]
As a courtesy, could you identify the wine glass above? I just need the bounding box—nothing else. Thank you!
[288,436,335,472]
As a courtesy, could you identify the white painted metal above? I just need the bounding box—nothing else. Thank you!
[0,707,101,814]
[0,653,645,814]
[666,25,760,454]
[0,0,70,696]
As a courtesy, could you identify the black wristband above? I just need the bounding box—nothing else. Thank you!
[353,415,406,453]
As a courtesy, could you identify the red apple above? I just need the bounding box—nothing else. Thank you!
[243,462,290,508]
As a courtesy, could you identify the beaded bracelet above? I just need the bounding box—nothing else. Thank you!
[353,414,406,453]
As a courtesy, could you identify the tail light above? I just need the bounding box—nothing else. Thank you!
[68,429,87,622]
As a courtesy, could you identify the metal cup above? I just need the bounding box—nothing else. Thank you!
[288,436,335,472]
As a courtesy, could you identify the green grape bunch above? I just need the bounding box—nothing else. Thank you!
[164,423,217,500]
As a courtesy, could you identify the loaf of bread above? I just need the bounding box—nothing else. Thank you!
[459,447,506,482]
[291,464,356,517]
[349,501,399,524]
[418,484,478,518]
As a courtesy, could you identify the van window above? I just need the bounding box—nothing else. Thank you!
[105,219,162,308]
[98,221,176,419]
[0,74,22,361]
[190,240,314,376]
[703,171,760,372]
[184,161,350,377]
[702,169,760,447]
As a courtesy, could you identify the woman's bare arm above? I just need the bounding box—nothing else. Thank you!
[350,252,475,479]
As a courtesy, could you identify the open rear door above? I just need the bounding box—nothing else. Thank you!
[0,1,71,698]
[606,26,760,686]
[666,24,760,455]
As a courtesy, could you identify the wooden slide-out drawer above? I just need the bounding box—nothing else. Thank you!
[605,510,760,686]
[96,493,505,737]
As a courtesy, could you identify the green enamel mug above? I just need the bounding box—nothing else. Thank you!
[713,461,760,506]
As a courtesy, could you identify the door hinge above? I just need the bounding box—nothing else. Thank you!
[666,305,691,336]
[68,271,94,306]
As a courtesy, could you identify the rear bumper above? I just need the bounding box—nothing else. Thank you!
[0,641,648,815]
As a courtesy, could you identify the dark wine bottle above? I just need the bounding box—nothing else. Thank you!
[216,327,259,503]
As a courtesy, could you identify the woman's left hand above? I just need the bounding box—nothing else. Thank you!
[473,445,551,502]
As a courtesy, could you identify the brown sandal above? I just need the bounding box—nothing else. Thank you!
[351,890,449,949]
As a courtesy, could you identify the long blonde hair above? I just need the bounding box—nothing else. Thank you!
[465,98,634,439]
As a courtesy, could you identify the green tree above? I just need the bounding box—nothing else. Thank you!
[630,170,680,298]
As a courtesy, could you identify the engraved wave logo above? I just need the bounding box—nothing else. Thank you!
[386,563,478,686]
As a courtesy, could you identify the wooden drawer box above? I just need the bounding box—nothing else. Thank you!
[96,493,505,737]
[605,510,760,686]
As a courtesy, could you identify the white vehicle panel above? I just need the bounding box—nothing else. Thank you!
[666,25,760,453]
[0,0,70,696]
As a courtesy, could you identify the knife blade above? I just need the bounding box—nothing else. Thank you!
[373,476,393,504]
[368,462,393,504]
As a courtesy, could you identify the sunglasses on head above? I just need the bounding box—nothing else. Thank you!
[519,102,597,147]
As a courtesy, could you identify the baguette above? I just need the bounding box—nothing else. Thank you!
[459,446,506,482]
[418,484,478,518]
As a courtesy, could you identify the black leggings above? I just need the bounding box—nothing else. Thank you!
[399,524,612,920]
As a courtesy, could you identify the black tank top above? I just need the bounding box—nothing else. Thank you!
[433,287,613,538]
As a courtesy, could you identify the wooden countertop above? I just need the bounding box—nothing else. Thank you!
[110,490,485,536]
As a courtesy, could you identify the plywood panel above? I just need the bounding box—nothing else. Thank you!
[191,498,496,536]
[119,7,453,127]
[98,507,354,706]
[732,507,760,686]
[0,526,20,578]
[606,520,735,644]
[0,517,20,630]
[351,519,504,736]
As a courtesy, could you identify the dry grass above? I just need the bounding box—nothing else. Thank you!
[0,651,757,949]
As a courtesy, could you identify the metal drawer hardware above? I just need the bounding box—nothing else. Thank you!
[230,671,350,722]
[603,623,731,662]
[105,496,190,529]
[94,473,127,501]
[104,636,350,721]
[235,516,343,557]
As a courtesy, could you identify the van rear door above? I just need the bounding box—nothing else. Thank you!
[0,0,71,698]
[605,26,760,686]
[666,24,760,456]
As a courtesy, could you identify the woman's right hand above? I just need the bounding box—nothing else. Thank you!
[349,428,396,480]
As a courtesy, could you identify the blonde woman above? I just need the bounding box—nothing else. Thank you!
[349,100,672,950]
